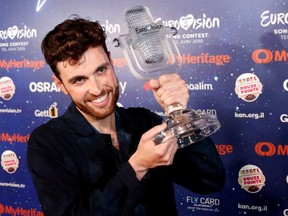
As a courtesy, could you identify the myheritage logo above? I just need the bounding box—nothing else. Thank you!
[0,59,45,71]
[0,203,43,216]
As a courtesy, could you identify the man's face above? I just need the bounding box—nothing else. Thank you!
[54,46,119,121]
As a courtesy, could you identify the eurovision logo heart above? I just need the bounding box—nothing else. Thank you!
[179,14,194,30]
[7,26,18,40]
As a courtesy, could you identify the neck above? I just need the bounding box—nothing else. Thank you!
[81,111,116,134]
[77,108,119,149]
[94,113,116,134]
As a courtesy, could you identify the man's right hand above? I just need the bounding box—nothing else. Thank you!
[128,123,178,180]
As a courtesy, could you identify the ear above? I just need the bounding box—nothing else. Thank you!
[53,75,69,95]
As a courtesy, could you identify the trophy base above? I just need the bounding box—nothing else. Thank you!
[153,109,221,148]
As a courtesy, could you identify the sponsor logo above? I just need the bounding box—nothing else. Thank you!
[156,13,220,31]
[179,53,230,66]
[0,133,30,144]
[0,76,16,100]
[235,73,263,102]
[0,203,4,215]
[186,81,213,91]
[156,13,220,45]
[197,109,218,116]
[1,150,19,174]
[35,103,59,118]
[215,144,233,155]
[0,24,37,52]
[284,209,288,216]
[112,53,230,69]
[234,111,265,119]
[238,203,268,212]
[185,196,220,213]
[255,142,288,156]
[280,114,288,123]
[0,59,45,71]
[283,79,288,91]
[0,182,25,188]
[260,10,288,40]
[0,203,43,216]
[0,108,22,114]
[260,10,288,27]
[0,25,37,40]
[252,49,288,64]
[28,81,126,95]
[29,82,61,93]
[238,164,266,193]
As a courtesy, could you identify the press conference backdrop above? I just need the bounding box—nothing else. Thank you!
[0,0,287,215]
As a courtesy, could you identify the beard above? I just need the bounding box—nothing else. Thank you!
[74,85,119,120]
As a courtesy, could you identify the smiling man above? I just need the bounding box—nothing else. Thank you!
[27,16,225,216]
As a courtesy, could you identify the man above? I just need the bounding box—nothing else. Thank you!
[27,16,225,216]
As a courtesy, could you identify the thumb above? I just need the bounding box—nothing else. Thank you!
[145,122,167,139]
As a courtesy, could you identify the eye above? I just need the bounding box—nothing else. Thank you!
[98,67,107,74]
[72,76,86,85]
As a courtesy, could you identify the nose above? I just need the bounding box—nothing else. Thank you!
[88,78,102,95]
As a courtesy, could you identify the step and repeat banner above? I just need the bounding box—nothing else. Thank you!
[0,0,287,215]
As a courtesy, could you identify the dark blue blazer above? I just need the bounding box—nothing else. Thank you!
[27,103,225,216]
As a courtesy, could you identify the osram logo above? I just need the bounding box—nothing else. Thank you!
[252,49,288,64]
[255,142,288,156]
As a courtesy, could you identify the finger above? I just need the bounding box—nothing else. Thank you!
[149,79,160,90]
[158,73,179,83]
[143,123,168,141]
[153,128,174,145]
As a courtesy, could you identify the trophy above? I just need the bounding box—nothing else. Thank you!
[113,5,221,148]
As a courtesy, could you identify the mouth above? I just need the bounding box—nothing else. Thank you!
[90,94,109,106]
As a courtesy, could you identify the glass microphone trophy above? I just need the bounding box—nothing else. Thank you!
[113,5,221,148]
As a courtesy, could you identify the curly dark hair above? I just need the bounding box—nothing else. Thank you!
[41,15,109,79]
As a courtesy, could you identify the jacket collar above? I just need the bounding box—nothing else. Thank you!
[62,102,97,136]
[61,102,135,136]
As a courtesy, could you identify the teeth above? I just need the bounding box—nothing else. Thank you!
[92,94,108,103]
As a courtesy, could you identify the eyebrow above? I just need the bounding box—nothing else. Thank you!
[67,61,111,84]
